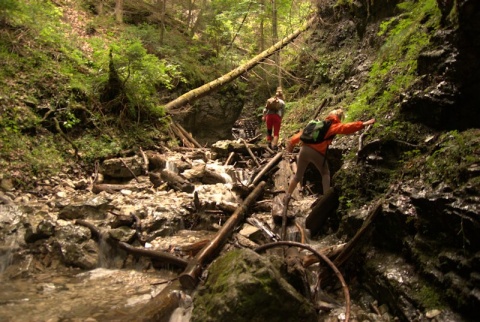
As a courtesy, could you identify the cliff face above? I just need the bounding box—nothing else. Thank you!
[297,0,480,320]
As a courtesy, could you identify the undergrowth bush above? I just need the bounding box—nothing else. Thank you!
[90,37,186,121]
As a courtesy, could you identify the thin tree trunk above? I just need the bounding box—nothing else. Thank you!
[164,15,318,112]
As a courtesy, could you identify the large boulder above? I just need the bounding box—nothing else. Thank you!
[192,248,317,322]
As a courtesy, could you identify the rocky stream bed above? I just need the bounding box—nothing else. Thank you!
[0,136,478,322]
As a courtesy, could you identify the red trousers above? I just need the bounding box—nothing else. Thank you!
[265,114,281,141]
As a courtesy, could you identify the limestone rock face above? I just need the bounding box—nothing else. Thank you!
[180,86,244,146]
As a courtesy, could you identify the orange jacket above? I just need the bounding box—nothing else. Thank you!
[288,114,365,155]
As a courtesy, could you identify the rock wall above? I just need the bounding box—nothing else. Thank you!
[180,84,245,145]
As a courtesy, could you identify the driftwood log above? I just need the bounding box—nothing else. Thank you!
[170,122,195,148]
[175,122,203,148]
[302,243,347,267]
[224,151,235,165]
[242,138,260,167]
[332,199,383,268]
[317,198,383,284]
[179,181,267,289]
[160,169,194,193]
[118,242,189,268]
[255,241,351,322]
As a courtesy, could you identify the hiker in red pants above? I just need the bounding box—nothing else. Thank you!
[262,88,285,150]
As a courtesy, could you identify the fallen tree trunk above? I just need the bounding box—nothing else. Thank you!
[160,169,195,193]
[135,279,183,322]
[75,219,189,268]
[179,181,267,289]
[250,151,283,186]
[92,183,137,194]
[332,199,383,268]
[118,242,189,268]
[164,16,318,111]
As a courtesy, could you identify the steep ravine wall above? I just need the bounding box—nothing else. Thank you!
[303,0,480,321]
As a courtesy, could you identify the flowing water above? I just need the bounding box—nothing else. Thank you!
[0,267,178,322]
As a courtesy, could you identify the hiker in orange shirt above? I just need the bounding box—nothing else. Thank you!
[284,108,375,204]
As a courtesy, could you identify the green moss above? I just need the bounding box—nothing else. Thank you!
[423,130,480,188]
[416,285,445,309]
[348,0,441,121]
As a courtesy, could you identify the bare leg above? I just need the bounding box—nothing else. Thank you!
[272,136,279,148]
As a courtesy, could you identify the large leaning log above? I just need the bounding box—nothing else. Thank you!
[250,151,283,186]
[164,16,318,112]
[332,199,383,268]
[179,181,267,289]
[318,198,383,283]
[305,187,339,236]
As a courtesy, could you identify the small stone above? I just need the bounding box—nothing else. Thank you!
[426,309,441,319]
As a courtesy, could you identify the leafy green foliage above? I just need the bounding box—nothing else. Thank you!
[74,133,122,163]
[90,38,185,121]
[0,130,64,180]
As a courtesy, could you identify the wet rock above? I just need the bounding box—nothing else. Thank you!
[24,211,56,243]
[101,155,144,179]
[108,226,135,243]
[0,177,14,191]
[54,223,98,269]
[58,196,113,220]
[182,160,206,181]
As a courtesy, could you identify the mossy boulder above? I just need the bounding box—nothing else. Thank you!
[192,248,317,322]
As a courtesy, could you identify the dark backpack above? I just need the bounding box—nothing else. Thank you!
[266,97,282,111]
[300,119,334,144]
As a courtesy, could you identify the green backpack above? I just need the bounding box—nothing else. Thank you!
[300,119,334,144]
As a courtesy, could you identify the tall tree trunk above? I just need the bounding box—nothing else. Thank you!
[272,0,282,88]
[260,0,265,52]
[158,0,166,44]
[164,15,318,112]
[97,0,104,15]
[115,0,124,23]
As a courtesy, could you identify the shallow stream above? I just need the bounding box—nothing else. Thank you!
[0,267,179,322]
